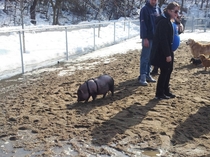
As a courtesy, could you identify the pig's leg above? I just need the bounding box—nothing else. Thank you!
[92,94,97,101]
[85,96,90,103]
[102,93,107,98]
[110,85,114,96]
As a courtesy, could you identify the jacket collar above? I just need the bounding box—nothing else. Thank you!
[162,11,171,20]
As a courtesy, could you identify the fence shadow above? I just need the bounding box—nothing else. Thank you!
[171,105,210,145]
[193,69,210,75]
[175,63,203,70]
[91,99,159,146]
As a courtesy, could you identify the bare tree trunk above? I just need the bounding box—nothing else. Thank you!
[206,0,209,8]
[180,0,184,14]
[49,0,62,25]
[201,0,205,9]
[3,0,13,14]
[195,0,198,5]
[30,0,38,25]
[158,0,166,7]
[55,6,60,24]
[14,2,17,26]
[3,0,7,13]
[43,0,50,20]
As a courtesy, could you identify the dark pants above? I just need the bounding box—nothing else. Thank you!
[155,61,173,96]
[152,66,158,73]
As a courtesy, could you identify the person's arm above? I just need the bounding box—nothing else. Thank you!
[178,23,184,34]
[140,7,150,47]
[175,17,184,34]
[140,7,148,39]
[157,20,172,61]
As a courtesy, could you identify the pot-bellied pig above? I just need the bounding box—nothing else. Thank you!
[77,74,114,102]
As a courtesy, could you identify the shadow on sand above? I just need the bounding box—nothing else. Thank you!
[171,105,210,145]
[90,99,159,146]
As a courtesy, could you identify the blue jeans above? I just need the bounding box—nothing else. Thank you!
[140,39,153,76]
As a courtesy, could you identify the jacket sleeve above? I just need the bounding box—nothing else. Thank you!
[157,20,172,57]
[175,19,184,34]
[140,7,148,39]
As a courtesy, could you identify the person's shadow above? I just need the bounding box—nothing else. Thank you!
[175,62,203,70]
[171,105,210,145]
[91,99,159,146]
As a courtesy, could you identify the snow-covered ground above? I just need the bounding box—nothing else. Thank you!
[0,0,210,81]
[1,21,210,81]
[0,19,140,80]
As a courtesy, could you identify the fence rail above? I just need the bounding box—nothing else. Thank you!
[0,19,140,80]
[182,16,210,32]
[0,17,209,80]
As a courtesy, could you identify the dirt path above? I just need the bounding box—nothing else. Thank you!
[0,42,210,156]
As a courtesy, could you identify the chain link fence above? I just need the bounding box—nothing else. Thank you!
[0,16,209,80]
[0,19,140,80]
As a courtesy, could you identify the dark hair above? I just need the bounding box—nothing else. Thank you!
[163,2,180,11]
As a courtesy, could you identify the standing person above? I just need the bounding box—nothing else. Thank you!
[171,15,184,51]
[150,15,184,76]
[138,0,161,86]
[150,2,180,100]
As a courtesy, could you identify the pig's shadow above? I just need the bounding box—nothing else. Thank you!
[66,78,140,114]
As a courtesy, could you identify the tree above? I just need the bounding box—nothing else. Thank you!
[206,0,209,8]
[30,0,38,25]
[49,0,63,25]
[180,0,185,14]
[158,0,166,7]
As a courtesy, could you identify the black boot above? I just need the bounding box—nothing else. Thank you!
[150,66,159,75]
[164,87,176,98]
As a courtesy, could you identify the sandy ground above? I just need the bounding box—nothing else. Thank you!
[0,42,210,157]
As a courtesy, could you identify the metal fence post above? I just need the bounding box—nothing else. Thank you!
[114,22,116,44]
[19,31,24,74]
[98,22,101,38]
[93,24,96,51]
[204,17,207,32]
[123,19,125,31]
[65,27,69,60]
[192,16,194,32]
[128,20,130,39]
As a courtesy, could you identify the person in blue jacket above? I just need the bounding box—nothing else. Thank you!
[172,16,184,51]
[139,0,161,86]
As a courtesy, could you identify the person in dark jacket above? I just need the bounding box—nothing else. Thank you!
[150,14,184,75]
[138,0,161,86]
[150,2,180,100]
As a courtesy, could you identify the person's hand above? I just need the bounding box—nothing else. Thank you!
[166,56,172,62]
[143,38,149,47]
[179,23,184,33]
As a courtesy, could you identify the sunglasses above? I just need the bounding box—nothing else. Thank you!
[171,10,179,14]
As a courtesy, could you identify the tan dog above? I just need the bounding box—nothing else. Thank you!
[199,54,210,71]
[186,39,210,58]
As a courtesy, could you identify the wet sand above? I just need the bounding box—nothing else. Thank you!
[0,42,210,156]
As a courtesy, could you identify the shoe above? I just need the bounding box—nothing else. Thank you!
[139,74,148,86]
[165,92,176,98]
[154,95,170,100]
[146,75,156,83]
